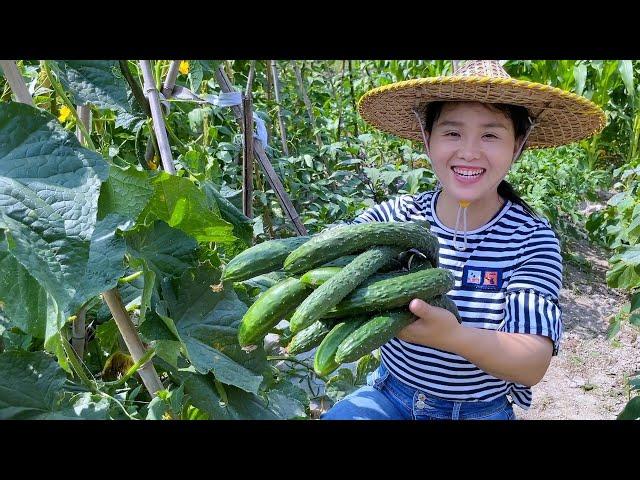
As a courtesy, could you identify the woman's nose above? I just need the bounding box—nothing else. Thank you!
[458,139,481,161]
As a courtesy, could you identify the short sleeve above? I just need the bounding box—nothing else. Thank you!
[352,194,417,224]
[499,225,563,355]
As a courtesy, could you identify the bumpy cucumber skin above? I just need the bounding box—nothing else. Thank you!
[314,319,367,377]
[222,236,310,282]
[300,267,344,288]
[286,320,333,355]
[289,246,401,333]
[238,277,310,347]
[335,310,414,364]
[325,268,454,318]
[283,222,439,274]
[299,260,433,290]
[334,295,462,363]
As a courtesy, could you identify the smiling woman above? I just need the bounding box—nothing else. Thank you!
[321,60,607,421]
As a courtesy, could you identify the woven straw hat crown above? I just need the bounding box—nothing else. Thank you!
[358,60,607,149]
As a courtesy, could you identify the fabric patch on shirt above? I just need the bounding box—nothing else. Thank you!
[462,265,503,290]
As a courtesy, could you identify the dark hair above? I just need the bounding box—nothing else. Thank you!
[423,101,538,218]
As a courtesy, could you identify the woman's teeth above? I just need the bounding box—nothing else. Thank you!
[452,167,485,177]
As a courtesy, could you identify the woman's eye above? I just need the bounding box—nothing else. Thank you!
[445,132,460,137]
[484,133,498,139]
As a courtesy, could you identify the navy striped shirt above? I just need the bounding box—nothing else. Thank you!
[351,189,563,409]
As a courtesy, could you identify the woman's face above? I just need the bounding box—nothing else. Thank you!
[428,102,520,204]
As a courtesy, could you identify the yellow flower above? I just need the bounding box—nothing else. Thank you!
[179,60,190,75]
[58,105,71,123]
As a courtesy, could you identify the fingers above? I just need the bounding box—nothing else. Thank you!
[409,298,431,318]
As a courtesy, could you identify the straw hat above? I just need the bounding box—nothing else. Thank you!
[358,60,607,149]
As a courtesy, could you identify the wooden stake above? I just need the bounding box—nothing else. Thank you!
[242,93,254,219]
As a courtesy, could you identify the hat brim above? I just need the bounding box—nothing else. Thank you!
[358,76,607,148]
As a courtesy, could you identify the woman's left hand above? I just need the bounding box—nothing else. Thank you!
[396,298,463,351]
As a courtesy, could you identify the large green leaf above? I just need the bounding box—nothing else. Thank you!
[201,181,253,246]
[264,380,308,419]
[617,396,640,420]
[618,60,635,99]
[0,350,107,419]
[181,372,279,420]
[607,247,640,289]
[125,221,197,278]
[325,368,357,403]
[80,214,130,303]
[138,172,235,243]
[159,267,263,394]
[146,385,185,420]
[51,61,131,112]
[0,249,47,337]
[0,102,109,320]
[98,165,154,220]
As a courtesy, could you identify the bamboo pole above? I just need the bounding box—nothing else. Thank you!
[102,289,164,395]
[161,60,181,98]
[0,61,34,105]
[214,66,307,236]
[270,60,289,156]
[293,62,322,150]
[139,60,176,174]
[4,60,163,398]
[71,305,87,359]
[141,60,181,168]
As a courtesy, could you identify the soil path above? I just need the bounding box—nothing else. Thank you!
[518,237,638,420]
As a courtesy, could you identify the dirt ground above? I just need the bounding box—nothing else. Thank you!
[517,236,638,420]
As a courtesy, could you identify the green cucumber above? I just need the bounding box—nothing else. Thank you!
[238,277,311,347]
[290,246,402,333]
[286,320,334,355]
[222,236,310,282]
[334,295,462,363]
[300,267,344,288]
[314,318,367,377]
[325,267,454,318]
[322,255,357,267]
[335,310,414,364]
[284,222,439,274]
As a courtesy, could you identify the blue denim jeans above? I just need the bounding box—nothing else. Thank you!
[321,362,516,420]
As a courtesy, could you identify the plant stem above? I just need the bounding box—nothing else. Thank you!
[61,333,98,393]
[118,270,143,284]
[41,60,95,150]
[118,60,151,116]
[266,355,329,382]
